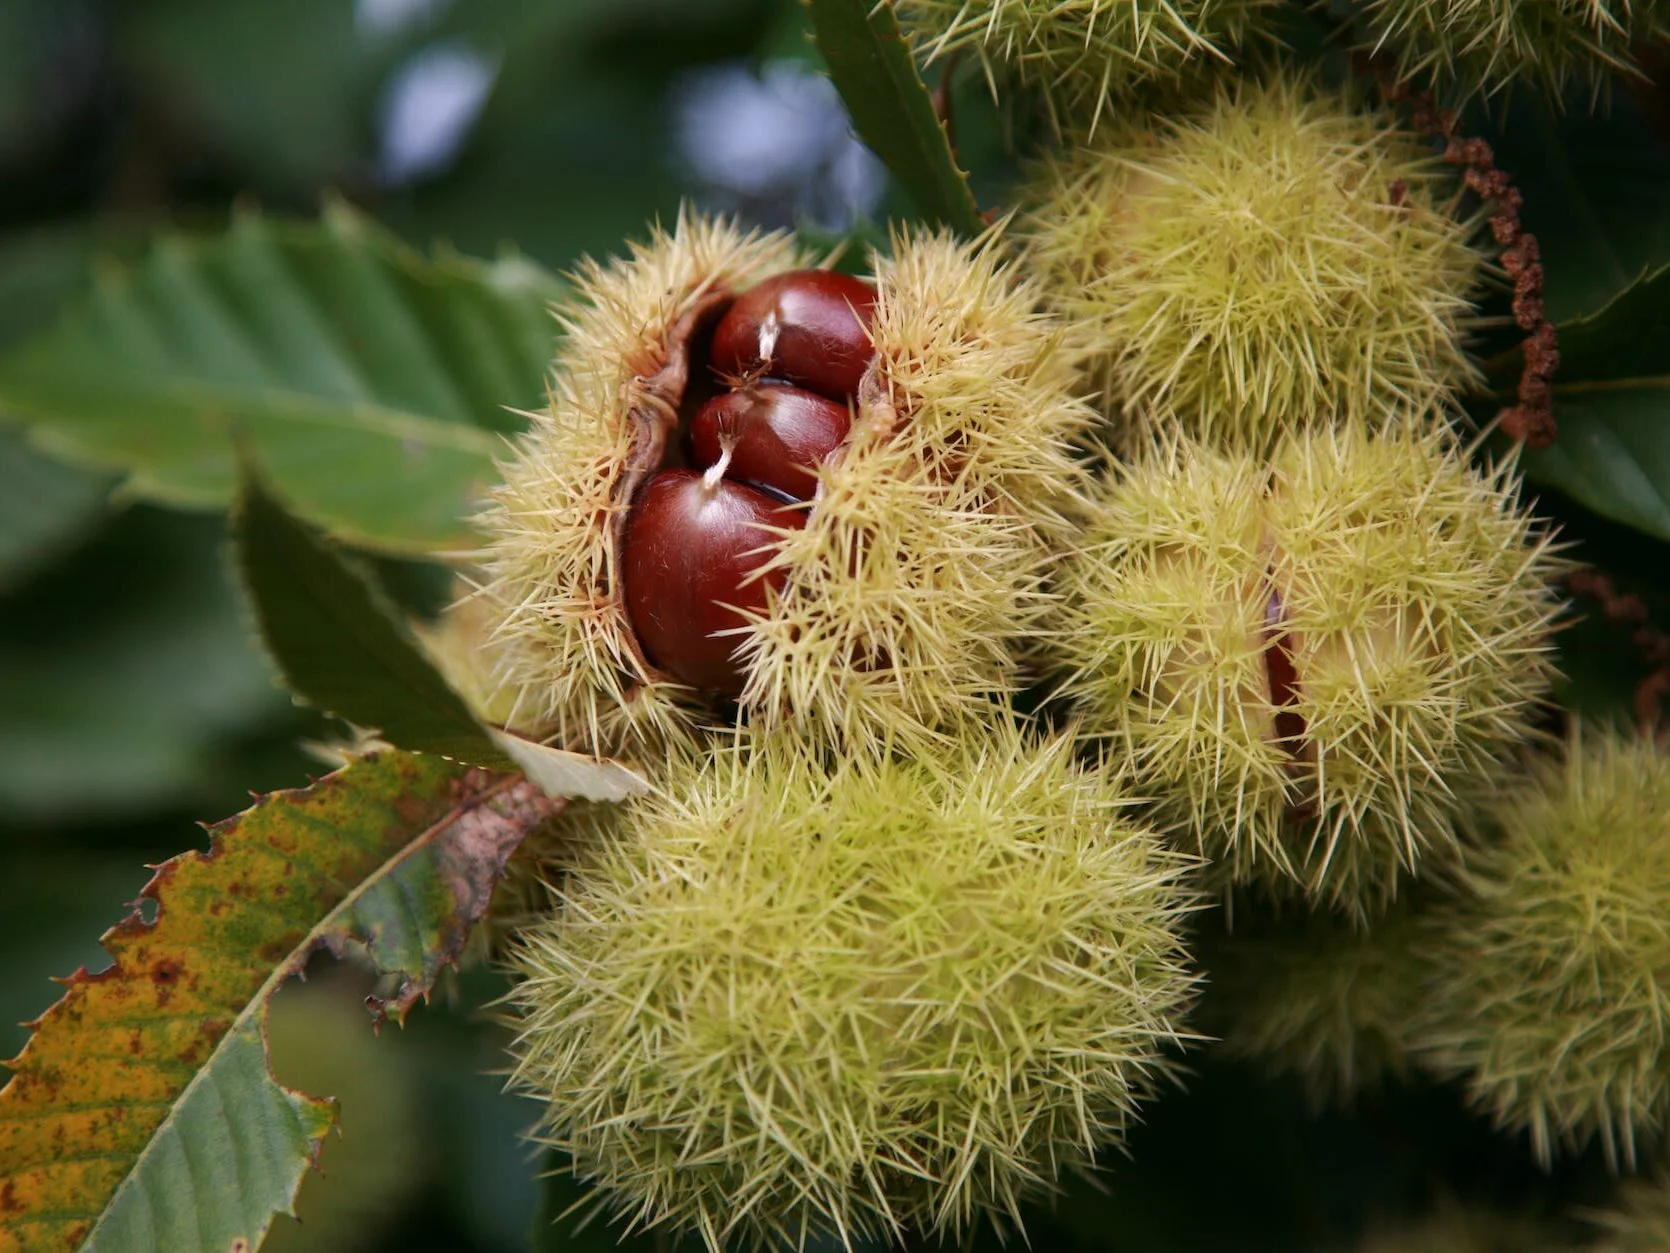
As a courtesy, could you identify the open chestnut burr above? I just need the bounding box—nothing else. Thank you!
[619,269,875,693]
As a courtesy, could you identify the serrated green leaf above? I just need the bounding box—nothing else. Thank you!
[1519,265,1670,543]
[0,218,149,593]
[1521,395,1670,543]
[0,206,561,554]
[235,468,505,764]
[803,0,983,236]
[233,470,647,802]
[1490,95,1670,324]
[0,752,559,1253]
[1545,264,1670,384]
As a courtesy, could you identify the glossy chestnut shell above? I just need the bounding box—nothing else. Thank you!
[709,269,876,401]
[621,469,806,693]
[687,384,851,501]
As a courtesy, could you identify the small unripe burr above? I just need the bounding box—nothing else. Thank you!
[1416,728,1670,1170]
[1353,1204,1567,1253]
[1201,900,1436,1108]
[1051,423,1563,920]
[505,723,1200,1250]
[1359,0,1670,103]
[1589,1174,1670,1252]
[1020,73,1482,452]
[894,0,1284,124]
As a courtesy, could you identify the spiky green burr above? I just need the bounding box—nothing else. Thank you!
[1204,902,1434,1106]
[505,724,1200,1250]
[1417,729,1670,1168]
[894,0,1283,125]
[469,213,804,755]
[741,229,1094,755]
[1021,74,1481,451]
[1359,0,1670,103]
[1052,424,1561,919]
[469,212,1094,760]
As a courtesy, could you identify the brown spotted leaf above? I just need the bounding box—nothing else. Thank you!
[0,751,560,1253]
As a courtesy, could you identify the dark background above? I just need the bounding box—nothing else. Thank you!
[0,3,1655,1250]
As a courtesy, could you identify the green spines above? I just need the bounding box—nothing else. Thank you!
[471,213,806,755]
[470,213,1095,760]
[1359,0,1670,103]
[1021,74,1482,452]
[1051,424,1562,919]
[1204,903,1434,1107]
[469,42,1604,1246]
[1417,729,1670,1168]
[894,0,1283,126]
[505,724,1199,1250]
[741,228,1095,755]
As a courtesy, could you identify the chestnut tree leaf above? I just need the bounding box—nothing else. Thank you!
[1519,264,1670,543]
[803,0,983,236]
[0,751,560,1253]
[234,469,647,802]
[0,203,562,555]
[1490,94,1670,325]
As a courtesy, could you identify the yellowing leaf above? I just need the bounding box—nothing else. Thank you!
[0,751,560,1253]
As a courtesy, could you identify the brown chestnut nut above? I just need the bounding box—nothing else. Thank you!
[687,384,851,502]
[1262,588,1307,752]
[621,469,805,693]
[710,270,876,401]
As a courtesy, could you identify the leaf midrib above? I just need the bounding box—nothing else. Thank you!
[867,29,946,197]
[75,771,516,1251]
[1551,375,1670,397]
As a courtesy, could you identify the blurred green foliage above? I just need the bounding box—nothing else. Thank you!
[0,3,794,1249]
[2,1,1668,1250]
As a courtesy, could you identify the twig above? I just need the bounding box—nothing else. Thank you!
[1372,68,1560,449]
[1564,568,1670,737]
